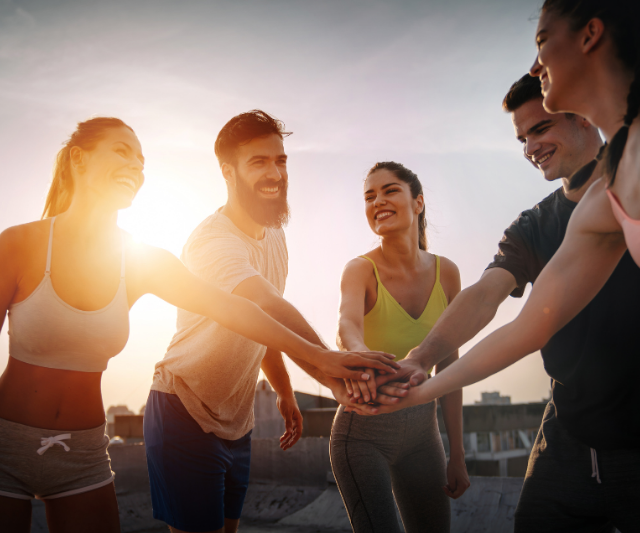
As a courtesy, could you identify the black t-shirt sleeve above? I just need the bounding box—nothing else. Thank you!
[486,213,537,298]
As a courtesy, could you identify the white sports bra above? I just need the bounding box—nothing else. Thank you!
[7,217,130,372]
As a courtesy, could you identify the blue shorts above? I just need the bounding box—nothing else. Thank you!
[144,390,252,532]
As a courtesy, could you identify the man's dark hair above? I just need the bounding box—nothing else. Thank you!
[502,74,544,112]
[214,109,291,165]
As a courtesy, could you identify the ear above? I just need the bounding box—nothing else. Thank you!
[69,146,86,175]
[221,162,236,187]
[415,193,425,215]
[581,17,605,55]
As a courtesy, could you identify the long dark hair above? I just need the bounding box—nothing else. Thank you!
[541,0,640,189]
[368,161,427,251]
[42,117,135,218]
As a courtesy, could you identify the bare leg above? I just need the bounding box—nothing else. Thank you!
[44,482,120,533]
[225,518,240,533]
[0,495,31,533]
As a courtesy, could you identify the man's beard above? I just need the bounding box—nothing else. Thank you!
[235,173,290,229]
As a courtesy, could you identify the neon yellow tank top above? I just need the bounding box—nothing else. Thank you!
[361,255,448,373]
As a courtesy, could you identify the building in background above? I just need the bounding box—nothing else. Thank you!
[475,391,511,405]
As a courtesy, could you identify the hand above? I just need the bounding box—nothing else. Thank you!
[315,349,399,381]
[346,368,379,403]
[276,392,303,451]
[375,357,428,388]
[443,455,470,499]
[328,379,381,415]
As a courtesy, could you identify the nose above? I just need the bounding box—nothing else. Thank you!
[529,56,542,78]
[129,156,144,173]
[524,137,540,160]
[264,161,283,181]
[373,194,385,207]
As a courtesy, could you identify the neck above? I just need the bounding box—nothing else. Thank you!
[56,195,119,239]
[379,230,421,269]
[576,60,633,141]
[221,197,265,240]
[561,142,606,203]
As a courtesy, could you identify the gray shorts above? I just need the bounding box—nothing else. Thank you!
[0,417,114,500]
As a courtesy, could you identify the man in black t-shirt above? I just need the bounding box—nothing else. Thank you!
[383,75,640,531]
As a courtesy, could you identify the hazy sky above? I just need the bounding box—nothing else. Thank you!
[0,0,557,412]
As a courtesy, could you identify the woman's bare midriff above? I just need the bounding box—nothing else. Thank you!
[0,357,105,430]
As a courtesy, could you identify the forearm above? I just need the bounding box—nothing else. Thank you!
[407,281,505,369]
[414,320,541,404]
[336,321,369,352]
[216,293,322,363]
[261,349,294,397]
[440,389,464,459]
[437,352,464,459]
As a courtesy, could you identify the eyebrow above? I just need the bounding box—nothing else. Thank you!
[246,154,288,164]
[113,141,145,164]
[364,182,402,195]
[517,119,554,142]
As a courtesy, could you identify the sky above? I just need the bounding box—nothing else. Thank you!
[0,0,556,412]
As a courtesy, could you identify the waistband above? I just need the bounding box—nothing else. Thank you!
[0,417,107,438]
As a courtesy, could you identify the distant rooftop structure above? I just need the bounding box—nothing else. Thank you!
[476,391,511,405]
[106,404,134,423]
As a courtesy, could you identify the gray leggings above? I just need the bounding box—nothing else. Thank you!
[330,402,450,533]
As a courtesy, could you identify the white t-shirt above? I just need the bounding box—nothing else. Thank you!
[151,211,288,440]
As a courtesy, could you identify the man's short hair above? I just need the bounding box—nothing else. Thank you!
[502,74,544,112]
[503,74,575,119]
[214,110,291,166]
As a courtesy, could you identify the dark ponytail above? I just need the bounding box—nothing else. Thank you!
[542,0,640,190]
[606,64,640,186]
[367,161,427,251]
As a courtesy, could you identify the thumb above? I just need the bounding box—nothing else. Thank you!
[409,370,427,386]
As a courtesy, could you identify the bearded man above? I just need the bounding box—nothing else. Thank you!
[144,110,380,533]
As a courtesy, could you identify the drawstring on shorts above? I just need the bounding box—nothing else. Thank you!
[590,448,601,484]
[38,434,71,455]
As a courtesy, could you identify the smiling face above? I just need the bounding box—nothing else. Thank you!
[364,169,423,240]
[71,126,145,211]
[530,9,587,114]
[512,98,593,181]
[229,133,289,228]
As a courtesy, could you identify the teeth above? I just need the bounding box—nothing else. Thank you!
[376,211,393,220]
[116,177,136,191]
[536,153,552,165]
[260,187,278,193]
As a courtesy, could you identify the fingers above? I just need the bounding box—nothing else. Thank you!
[375,372,399,387]
[344,379,353,396]
[349,353,400,372]
[409,369,428,386]
[374,393,402,405]
[355,377,371,403]
[344,369,373,381]
[365,369,377,401]
[377,384,409,399]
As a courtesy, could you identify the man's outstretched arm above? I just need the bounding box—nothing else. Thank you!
[234,275,402,413]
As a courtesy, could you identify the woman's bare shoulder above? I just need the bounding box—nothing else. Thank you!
[571,178,623,237]
[432,253,461,299]
[0,220,50,253]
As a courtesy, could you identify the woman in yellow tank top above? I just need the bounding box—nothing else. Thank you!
[330,162,470,533]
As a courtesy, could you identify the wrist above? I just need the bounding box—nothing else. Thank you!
[449,447,466,461]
